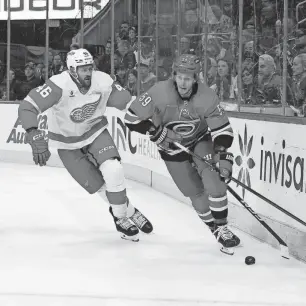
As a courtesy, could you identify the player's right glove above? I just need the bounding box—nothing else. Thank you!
[214,152,234,183]
[26,128,51,166]
[149,126,182,153]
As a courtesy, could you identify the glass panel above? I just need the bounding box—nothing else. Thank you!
[1,18,49,102]
[289,0,306,117]
[197,0,239,110]
[238,0,295,116]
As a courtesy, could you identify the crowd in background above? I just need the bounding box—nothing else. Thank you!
[1,0,306,116]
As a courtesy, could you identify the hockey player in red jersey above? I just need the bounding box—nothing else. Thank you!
[124,54,240,253]
[18,48,153,242]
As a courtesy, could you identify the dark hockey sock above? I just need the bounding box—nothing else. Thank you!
[209,194,228,221]
[210,207,228,221]
[204,220,215,229]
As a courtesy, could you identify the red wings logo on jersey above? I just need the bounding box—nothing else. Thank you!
[70,98,100,123]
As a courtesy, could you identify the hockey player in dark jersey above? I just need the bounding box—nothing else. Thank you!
[124,54,240,253]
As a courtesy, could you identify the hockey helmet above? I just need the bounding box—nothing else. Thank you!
[173,54,201,75]
[66,48,94,79]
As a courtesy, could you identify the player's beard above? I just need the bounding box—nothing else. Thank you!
[80,76,91,89]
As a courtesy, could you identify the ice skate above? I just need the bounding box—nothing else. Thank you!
[109,207,139,242]
[130,207,153,234]
[210,224,240,255]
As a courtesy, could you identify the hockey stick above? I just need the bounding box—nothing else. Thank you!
[230,178,306,227]
[174,142,290,259]
[174,142,306,228]
[227,185,289,259]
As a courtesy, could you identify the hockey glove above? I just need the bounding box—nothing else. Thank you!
[149,126,182,153]
[214,152,234,183]
[26,129,51,166]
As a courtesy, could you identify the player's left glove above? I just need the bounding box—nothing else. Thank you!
[214,152,234,183]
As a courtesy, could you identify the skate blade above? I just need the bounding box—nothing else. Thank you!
[120,233,139,242]
[220,246,234,255]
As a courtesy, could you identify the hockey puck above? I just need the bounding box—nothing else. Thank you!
[245,256,255,265]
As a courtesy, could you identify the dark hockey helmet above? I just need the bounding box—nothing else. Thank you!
[173,54,201,75]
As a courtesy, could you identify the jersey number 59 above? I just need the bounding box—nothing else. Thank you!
[139,92,152,107]
[36,84,52,98]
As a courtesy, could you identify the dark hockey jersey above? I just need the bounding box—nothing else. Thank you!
[124,79,233,159]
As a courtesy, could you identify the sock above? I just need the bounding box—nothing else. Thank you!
[110,203,127,218]
[214,218,228,226]
[205,221,215,228]
[126,199,136,218]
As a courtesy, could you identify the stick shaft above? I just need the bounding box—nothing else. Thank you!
[174,142,306,227]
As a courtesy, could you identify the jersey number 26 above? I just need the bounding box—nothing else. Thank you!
[36,84,52,98]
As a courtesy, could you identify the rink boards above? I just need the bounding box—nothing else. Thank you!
[0,102,305,261]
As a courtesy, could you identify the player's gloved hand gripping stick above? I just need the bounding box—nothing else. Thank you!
[175,141,306,227]
[174,141,290,260]
[149,125,183,155]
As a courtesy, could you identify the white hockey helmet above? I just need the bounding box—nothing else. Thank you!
[66,48,94,80]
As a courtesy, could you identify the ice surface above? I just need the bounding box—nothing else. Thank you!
[0,162,305,306]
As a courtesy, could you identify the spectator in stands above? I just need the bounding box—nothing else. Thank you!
[213,58,235,101]
[181,9,202,51]
[134,38,154,66]
[105,40,111,55]
[113,52,121,71]
[98,40,111,74]
[34,63,45,86]
[50,54,66,76]
[0,69,17,101]
[201,34,231,62]
[223,0,234,18]
[210,4,232,33]
[117,40,136,70]
[125,69,138,96]
[115,32,121,49]
[93,55,100,70]
[115,64,127,87]
[128,26,138,52]
[288,53,306,116]
[241,67,257,104]
[175,36,194,57]
[259,4,278,53]
[256,54,282,104]
[139,62,156,94]
[199,57,217,87]
[148,57,169,81]
[40,66,51,83]
[14,62,41,100]
[119,21,130,40]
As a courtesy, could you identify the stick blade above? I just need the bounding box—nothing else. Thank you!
[280,244,290,259]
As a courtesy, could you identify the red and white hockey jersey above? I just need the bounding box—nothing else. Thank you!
[19,70,131,150]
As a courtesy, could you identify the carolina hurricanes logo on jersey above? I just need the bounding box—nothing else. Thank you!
[70,98,100,123]
[165,119,201,136]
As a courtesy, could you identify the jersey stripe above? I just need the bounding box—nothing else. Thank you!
[125,109,141,124]
[48,116,108,149]
[24,95,40,112]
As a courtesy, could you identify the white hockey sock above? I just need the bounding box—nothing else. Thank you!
[110,203,128,219]
[126,200,136,218]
